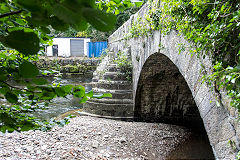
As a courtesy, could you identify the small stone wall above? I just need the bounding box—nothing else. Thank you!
[36,56,100,74]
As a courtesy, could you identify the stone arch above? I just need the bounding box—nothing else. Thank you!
[109,30,238,159]
[128,30,235,159]
[109,4,239,157]
[134,52,217,159]
[134,52,203,127]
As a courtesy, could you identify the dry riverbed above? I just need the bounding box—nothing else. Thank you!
[0,116,191,160]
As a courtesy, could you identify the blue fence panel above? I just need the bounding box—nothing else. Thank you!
[87,41,107,58]
[87,42,93,58]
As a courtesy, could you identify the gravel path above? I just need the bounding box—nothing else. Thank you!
[0,116,190,160]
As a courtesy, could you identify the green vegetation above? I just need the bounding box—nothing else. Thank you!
[114,51,133,82]
[60,64,96,74]
[127,0,240,112]
[55,4,143,41]
[126,16,152,38]
[36,57,98,74]
[0,0,142,133]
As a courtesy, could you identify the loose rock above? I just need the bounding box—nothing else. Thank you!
[0,116,190,159]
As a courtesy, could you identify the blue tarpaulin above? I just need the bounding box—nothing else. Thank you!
[87,41,107,58]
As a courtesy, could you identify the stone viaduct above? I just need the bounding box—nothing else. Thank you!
[107,1,240,159]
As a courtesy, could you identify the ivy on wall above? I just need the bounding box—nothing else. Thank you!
[127,0,240,112]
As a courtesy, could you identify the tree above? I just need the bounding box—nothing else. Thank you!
[51,2,144,41]
[0,0,143,133]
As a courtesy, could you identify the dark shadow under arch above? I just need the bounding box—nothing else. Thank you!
[135,52,202,127]
[134,52,214,159]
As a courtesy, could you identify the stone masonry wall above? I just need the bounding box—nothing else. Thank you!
[36,56,100,74]
[108,1,240,159]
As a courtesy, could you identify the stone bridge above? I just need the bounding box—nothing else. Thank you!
[107,2,240,159]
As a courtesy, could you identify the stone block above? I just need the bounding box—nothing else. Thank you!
[214,138,236,160]
[204,104,228,132]
[161,34,180,64]
[198,90,216,119]
[232,119,240,143]
[152,30,161,53]
[194,83,209,107]
[160,34,174,61]
[204,107,231,147]
[175,53,192,77]
[219,118,236,142]
[184,55,201,96]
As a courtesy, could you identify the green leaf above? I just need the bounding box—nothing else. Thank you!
[1,30,40,55]
[40,90,56,100]
[85,90,93,97]
[0,68,7,81]
[20,123,34,131]
[16,0,43,12]
[19,61,39,78]
[32,78,48,85]
[73,85,85,98]
[92,93,112,99]
[113,0,121,4]
[15,19,27,26]
[73,19,88,31]
[0,87,10,95]
[26,12,49,27]
[50,16,69,31]
[61,85,73,94]
[79,95,88,103]
[53,3,81,24]
[115,9,120,15]
[0,126,15,133]
[55,87,66,97]
[134,2,143,7]
[5,92,18,103]
[82,8,116,32]
[102,93,112,98]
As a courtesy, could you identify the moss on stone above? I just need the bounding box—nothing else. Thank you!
[35,57,100,74]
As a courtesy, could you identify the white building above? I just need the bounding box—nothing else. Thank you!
[46,38,91,57]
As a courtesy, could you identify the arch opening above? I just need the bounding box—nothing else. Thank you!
[134,53,201,127]
[134,52,214,159]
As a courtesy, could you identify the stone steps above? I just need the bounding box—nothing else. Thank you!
[108,64,119,72]
[95,80,132,90]
[92,88,133,99]
[103,72,126,81]
[83,52,133,117]
[83,101,133,117]
[92,77,99,82]
[77,111,134,120]
[89,98,133,104]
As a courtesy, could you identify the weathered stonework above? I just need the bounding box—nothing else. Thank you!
[36,56,100,74]
[108,1,240,159]
[83,52,134,117]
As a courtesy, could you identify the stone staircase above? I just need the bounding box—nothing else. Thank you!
[82,52,134,118]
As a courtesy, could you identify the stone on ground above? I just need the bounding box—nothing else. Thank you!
[0,116,190,159]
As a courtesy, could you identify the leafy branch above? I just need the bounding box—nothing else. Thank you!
[0,10,23,18]
[0,0,140,133]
